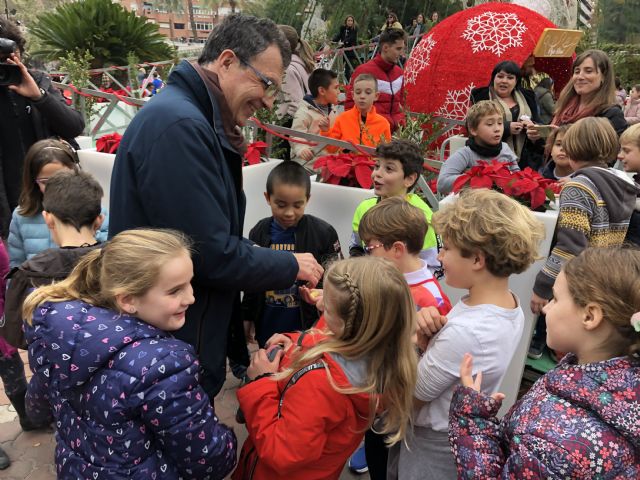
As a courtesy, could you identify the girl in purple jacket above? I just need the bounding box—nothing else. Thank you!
[450,247,640,479]
[23,229,236,480]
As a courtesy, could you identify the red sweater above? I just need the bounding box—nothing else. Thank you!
[345,55,405,130]
[233,331,371,480]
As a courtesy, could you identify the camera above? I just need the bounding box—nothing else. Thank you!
[0,38,21,87]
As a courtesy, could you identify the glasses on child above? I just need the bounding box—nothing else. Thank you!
[35,177,50,187]
[364,243,385,254]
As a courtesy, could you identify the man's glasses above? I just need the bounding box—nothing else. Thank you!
[240,59,279,98]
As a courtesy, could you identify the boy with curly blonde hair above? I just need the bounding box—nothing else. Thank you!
[389,188,544,480]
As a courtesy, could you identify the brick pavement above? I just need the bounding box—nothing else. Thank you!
[0,351,366,479]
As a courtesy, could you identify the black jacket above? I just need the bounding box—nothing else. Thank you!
[242,214,342,342]
[333,25,358,48]
[594,105,628,136]
[109,61,299,397]
[0,70,85,236]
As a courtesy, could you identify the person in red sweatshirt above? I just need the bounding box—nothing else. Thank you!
[232,257,418,480]
[344,28,406,131]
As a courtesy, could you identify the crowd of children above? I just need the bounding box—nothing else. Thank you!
[1,47,640,480]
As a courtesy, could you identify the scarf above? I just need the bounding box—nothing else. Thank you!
[192,62,247,155]
[492,88,531,157]
[466,137,502,158]
[553,95,596,126]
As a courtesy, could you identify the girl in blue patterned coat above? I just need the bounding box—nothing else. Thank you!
[450,248,640,479]
[23,229,237,480]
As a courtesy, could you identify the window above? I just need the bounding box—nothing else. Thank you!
[159,22,170,28]
[195,22,213,31]
[174,22,185,29]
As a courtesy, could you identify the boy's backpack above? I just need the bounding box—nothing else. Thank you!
[0,245,101,349]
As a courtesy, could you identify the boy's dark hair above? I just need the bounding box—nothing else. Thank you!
[374,139,424,189]
[308,68,337,97]
[379,28,406,46]
[266,161,311,198]
[42,171,103,232]
[0,17,26,54]
[359,197,427,254]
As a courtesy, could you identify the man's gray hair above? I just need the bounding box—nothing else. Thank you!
[198,14,291,68]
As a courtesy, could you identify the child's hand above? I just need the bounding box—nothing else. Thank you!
[318,117,330,131]
[247,348,283,381]
[414,306,447,352]
[299,148,314,162]
[299,286,324,311]
[460,353,505,402]
[265,333,293,352]
[530,292,549,314]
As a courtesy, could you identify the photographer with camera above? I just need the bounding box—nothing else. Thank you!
[0,18,84,238]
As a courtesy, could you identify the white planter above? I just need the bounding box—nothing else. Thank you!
[77,148,116,208]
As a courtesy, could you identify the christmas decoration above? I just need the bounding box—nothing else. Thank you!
[404,2,574,140]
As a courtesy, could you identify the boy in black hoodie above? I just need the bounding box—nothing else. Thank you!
[242,162,342,346]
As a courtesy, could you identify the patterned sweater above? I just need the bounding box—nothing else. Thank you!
[449,354,640,479]
[534,167,639,299]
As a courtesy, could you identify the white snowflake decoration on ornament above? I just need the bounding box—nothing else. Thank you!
[436,83,476,136]
[461,12,527,57]
[404,35,436,85]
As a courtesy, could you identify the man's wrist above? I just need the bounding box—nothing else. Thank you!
[31,87,47,102]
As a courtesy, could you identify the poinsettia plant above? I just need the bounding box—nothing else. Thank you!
[452,160,558,211]
[314,152,375,188]
[96,132,122,154]
[243,141,268,166]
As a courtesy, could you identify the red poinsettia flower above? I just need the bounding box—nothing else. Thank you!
[314,152,375,188]
[510,168,556,210]
[243,141,268,166]
[95,132,122,154]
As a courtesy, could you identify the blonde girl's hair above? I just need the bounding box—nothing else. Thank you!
[543,125,570,161]
[277,257,417,445]
[432,189,545,277]
[554,49,616,118]
[23,229,192,324]
[562,117,619,165]
[563,248,640,358]
[620,123,640,150]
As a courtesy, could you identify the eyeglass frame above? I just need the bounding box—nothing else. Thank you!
[364,243,386,254]
[238,57,279,98]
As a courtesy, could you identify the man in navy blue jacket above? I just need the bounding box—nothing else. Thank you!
[109,14,323,398]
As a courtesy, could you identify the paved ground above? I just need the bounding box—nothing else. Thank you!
[0,350,367,479]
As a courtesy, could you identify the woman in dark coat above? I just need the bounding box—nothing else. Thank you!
[471,60,544,169]
[333,15,359,82]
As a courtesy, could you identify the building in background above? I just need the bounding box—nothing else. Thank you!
[118,1,240,43]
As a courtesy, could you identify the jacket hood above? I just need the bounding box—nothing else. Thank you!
[28,300,170,391]
[546,354,640,449]
[574,167,640,222]
[20,244,101,279]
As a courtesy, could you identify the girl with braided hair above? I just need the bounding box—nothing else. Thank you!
[233,257,417,480]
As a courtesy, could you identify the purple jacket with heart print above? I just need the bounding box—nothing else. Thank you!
[24,300,237,480]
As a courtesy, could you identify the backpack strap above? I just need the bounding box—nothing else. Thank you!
[277,360,326,418]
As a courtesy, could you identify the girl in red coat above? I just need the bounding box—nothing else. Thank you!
[232,257,418,480]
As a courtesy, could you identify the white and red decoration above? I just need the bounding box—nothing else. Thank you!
[405,2,574,137]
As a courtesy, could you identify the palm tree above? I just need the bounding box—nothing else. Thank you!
[30,0,174,68]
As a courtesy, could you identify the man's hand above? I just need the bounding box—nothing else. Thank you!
[530,292,549,314]
[7,53,42,101]
[294,253,323,288]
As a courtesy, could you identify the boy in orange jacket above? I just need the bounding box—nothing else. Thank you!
[322,73,391,150]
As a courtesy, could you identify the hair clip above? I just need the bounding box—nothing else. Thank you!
[631,312,640,333]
